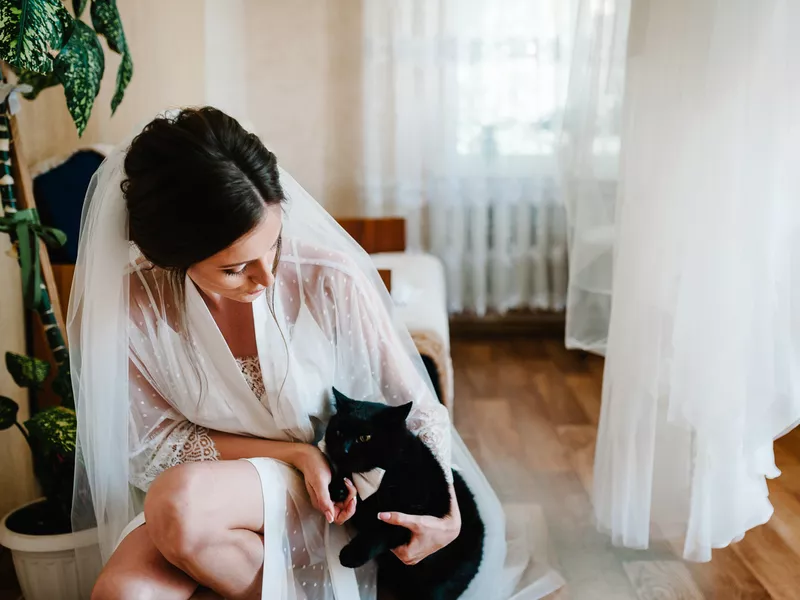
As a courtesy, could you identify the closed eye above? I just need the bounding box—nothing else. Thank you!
[224,265,247,277]
[221,233,282,277]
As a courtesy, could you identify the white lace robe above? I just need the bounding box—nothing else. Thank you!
[123,239,454,599]
[132,354,451,492]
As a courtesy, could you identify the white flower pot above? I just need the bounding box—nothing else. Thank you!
[0,499,102,600]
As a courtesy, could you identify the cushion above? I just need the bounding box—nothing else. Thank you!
[33,148,108,264]
[371,251,453,412]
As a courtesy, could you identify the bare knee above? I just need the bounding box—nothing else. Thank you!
[92,568,161,600]
[145,463,212,569]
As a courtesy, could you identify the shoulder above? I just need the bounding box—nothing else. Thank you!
[128,265,181,331]
[280,237,384,307]
[283,238,362,280]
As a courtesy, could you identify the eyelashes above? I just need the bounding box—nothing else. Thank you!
[224,266,247,277]
[223,234,282,277]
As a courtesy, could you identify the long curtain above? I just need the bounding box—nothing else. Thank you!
[560,0,629,354]
[362,0,591,315]
[583,0,800,561]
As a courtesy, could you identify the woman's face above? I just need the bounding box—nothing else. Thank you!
[187,204,283,303]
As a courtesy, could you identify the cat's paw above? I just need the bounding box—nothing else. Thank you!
[339,543,370,569]
[329,478,349,503]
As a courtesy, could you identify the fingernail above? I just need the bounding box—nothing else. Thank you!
[326,511,334,523]
[378,512,390,521]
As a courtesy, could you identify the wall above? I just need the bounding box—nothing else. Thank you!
[244,0,363,216]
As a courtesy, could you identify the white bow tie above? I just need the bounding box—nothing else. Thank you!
[318,440,386,500]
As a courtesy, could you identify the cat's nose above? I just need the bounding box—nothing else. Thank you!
[343,441,353,454]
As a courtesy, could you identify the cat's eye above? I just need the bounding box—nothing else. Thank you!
[357,434,371,443]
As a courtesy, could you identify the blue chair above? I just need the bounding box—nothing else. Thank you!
[33,149,106,265]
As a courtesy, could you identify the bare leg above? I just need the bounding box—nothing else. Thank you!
[91,524,198,600]
[144,460,267,600]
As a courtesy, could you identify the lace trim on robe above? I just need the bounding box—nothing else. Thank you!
[133,356,452,490]
[131,421,220,491]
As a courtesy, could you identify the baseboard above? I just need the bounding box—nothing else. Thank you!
[449,310,566,338]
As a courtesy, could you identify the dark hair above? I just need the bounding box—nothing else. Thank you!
[122,107,284,269]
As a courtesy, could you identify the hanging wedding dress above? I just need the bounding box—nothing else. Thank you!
[590,0,800,562]
[68,124,563,598]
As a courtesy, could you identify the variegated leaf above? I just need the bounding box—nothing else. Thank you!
[110,45,131,112]
[0,396,20,431]
[0,0,72,73]
[6,352,50,388]
[25,406,77,456]
[90,0,131,112]
[54,18,103,135]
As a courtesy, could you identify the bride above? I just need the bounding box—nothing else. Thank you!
[70,107,560,599]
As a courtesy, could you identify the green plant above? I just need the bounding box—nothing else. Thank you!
[0,3,95,520]
[0,353,76,528]
[0,0,133,134]
[0,0,130,534]
[0,103,76,528]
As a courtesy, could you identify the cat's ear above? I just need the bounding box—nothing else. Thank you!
[383,401,412,426]
[332,388,354,413]
[396,402,413,421]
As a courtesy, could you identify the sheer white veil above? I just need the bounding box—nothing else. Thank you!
[68,113,547,598]
[67,136,451,555]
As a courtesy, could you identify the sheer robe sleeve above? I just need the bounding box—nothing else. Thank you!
[303,253,453,479]
[127,358,220,492]
[127,274,221,493]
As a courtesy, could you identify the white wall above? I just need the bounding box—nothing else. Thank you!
[243,0,363,216]
[205,0,250,127]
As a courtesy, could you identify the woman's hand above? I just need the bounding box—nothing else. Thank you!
[294,445,357,525]
[378,485,462,565]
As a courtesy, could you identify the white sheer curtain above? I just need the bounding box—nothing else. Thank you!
[560,0,629,354]
[580,0,800,562]
[362,0,584,315]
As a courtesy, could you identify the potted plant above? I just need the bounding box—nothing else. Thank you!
[0,1,132,598]
[0,356,100,600]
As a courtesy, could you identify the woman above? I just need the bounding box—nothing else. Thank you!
[70,108,560,599]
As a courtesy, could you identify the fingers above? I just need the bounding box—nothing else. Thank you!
[391,546,421,566]
[344,477,357,502]
[377,511,422,531]
[334,496,357,525]
[333,479,357,525]
[308,480,335,523]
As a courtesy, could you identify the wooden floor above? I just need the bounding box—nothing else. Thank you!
[4,336,800,600]
[452,336,800,600]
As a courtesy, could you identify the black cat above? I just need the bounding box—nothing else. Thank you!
[324,389,484,600]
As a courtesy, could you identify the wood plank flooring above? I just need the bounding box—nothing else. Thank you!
[451,336,800,600]
[3,336,799,600]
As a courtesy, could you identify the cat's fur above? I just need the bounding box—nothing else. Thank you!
[324,389,484,600]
